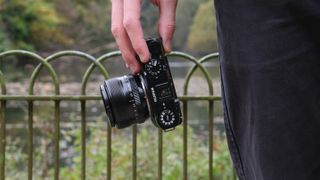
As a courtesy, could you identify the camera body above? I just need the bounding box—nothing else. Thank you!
[140,38,182,130]
[100,38,182,131]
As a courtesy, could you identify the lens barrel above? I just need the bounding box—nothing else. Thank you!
[100,75,149,128]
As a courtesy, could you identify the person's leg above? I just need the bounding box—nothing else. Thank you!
[214,0,320,179]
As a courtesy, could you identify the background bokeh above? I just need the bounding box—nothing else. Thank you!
[0,0,216,56]
[0,0,235,179]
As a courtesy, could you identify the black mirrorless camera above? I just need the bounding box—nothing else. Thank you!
[100,38,182,131]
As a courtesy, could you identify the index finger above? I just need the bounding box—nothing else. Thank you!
[123,0,150,63]
[111,0,141,73]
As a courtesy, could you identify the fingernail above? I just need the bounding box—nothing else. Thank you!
[164,40,172,53]
[140,53,150,63]
[125,63,129,68]
[129,66,135,74]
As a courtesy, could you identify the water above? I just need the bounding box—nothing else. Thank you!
[4,59,224,130]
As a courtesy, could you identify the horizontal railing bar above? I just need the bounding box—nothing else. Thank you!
[179,96,221,101]
[0,95,222,101]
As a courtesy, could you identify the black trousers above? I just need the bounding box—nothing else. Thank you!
[214,0,320,179]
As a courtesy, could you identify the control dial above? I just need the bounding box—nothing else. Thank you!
[160,109,175,126]
[145,58,163,77]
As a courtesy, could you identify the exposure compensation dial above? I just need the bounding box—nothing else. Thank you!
[160,109,175,126]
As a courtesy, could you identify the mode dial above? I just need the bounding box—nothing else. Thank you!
[145,58,163,77]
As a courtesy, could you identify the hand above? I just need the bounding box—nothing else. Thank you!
[111,0,178,74]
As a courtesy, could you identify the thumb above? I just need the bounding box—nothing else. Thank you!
[158,0,177,53]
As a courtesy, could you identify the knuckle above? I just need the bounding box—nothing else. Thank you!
[123,17,138,30]
[159,21,176,37]
[167,23,176,30]
[133,44,145,55]
[164,21,176,30]
[111,25,124,38]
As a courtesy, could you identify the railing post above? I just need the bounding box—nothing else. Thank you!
[107,126,112,180]
[132,125,137,180]
[0,71,5,180]
[183,101,188,180]
[54,100,61,180]
[80,100,86,180]
[0,100,6,180]
[158,129,162,180]
[208,100,214,180]
[28,101,34,180]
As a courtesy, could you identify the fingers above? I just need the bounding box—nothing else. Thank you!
[111,0,141,73]
[123,0,150,63]
[158,0,177,53]
[115,33,141,73]
[111,0,177,73]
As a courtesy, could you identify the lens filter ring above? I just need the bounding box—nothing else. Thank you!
[101,75,148,129]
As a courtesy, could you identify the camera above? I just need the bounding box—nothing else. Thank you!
[100,38,182,131]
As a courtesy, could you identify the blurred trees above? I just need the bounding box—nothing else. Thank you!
[0,0,217,55]
[55,0,113,54]
[0,0,71,51]
[0,0,112,54]
[187,0,217,53]
[173,0,207,50]
[0,23,10,52]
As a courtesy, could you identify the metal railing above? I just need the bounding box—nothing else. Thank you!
[0,50,233,180]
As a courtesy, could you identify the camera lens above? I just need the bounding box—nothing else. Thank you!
[100,75,149,128]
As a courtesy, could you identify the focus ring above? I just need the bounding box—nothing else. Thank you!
[129,77,141,106]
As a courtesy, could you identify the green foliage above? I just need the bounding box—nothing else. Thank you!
[173,0,207,50]
[0,0,72,51]
[71,0,110,30]
[0,26,10,52]
[50,0,113,54]
[187,0,217,53]
[4,112,234,179]
[5,137,28,179]
[213,139,236,180]
[58,125,234,179]
[5,136,57,179]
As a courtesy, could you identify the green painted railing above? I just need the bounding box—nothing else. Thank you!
[0,50,235,180]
